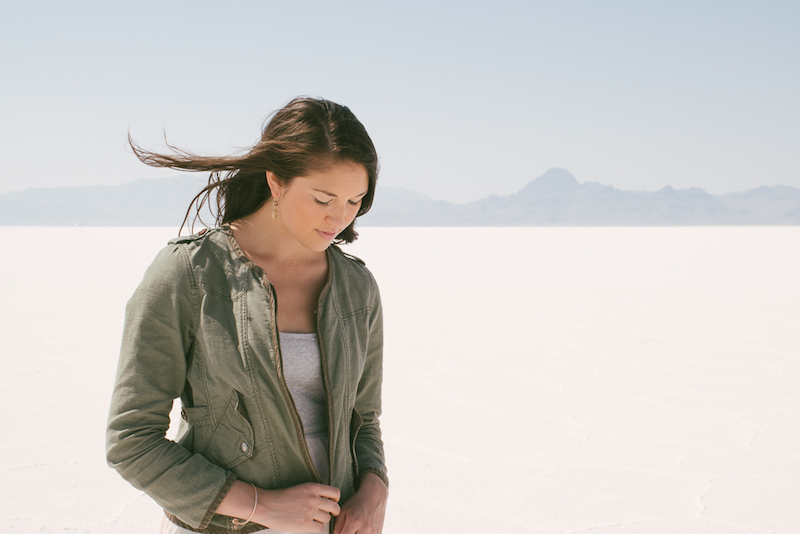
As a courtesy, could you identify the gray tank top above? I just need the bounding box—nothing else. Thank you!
[278,332,328,437]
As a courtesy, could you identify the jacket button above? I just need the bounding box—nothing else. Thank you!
[241,442,249,453]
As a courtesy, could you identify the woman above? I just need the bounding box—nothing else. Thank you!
[106,97,388,534]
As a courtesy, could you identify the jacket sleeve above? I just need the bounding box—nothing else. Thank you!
[353,274,389,488]
[106,244,236,530]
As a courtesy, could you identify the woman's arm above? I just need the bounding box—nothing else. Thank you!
[333,473,388,534]
[106,245,234,530]
[335,276,389,533]
[217,480,342,531]
[352,277,389,486]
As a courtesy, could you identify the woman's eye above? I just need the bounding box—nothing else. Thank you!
[314,198,332,206]
[348,199,361,206]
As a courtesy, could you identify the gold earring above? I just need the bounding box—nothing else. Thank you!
[272,197,279,219]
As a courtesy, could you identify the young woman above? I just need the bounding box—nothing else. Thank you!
[106,97,388,534]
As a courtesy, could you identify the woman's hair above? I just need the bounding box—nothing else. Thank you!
[130,96,379,243]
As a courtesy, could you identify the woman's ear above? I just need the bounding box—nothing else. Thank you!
[265,171,283,199]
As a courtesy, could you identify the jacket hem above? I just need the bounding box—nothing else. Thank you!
[163,511,266,534]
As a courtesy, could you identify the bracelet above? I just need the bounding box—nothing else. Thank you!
[232,482,258,528]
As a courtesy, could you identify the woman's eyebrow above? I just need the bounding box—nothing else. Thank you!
[312,188,369,198]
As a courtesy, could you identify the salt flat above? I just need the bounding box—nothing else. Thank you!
[1,227,798,533]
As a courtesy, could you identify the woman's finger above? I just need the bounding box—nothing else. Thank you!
[318,497,340,517]
[312,510,333,524]
[313,483,341,502]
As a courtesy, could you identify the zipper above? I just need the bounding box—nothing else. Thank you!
[316,249,336,527]
[316,301,334,486]
[228,227,327,488]
[267,282,322,484]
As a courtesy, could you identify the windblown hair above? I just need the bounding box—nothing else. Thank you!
[130,96,379,243]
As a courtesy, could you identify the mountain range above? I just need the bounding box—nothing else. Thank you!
[1,168,798,226]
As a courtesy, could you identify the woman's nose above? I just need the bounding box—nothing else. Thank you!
[327,204,347,227]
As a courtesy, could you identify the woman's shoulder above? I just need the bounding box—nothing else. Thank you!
[327,245,380,309]
[328,245,374,281]
[167,225,230,250]
[141,226,241,286]
[162,226,240,265]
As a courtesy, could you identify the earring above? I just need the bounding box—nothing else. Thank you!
[272,197,279,219]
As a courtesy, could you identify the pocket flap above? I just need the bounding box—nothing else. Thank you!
[200,391,256,470]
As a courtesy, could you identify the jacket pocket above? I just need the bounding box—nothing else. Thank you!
[184,390,255,470]
[349,409,363,481]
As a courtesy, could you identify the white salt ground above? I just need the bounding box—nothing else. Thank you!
[1,226,798,533]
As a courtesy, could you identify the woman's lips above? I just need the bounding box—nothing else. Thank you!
[317,229,337,240]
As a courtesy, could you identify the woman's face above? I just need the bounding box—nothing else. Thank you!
[270,161,369,252]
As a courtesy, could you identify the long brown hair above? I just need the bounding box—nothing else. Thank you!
[130,96,379,243]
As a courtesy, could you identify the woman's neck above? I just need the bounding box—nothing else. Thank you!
[229,202,324,267]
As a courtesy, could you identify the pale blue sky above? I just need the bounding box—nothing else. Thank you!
[1,0,798,202]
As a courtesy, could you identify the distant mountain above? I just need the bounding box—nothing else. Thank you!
[361,169,800,226]
[1,169,798,226]
[0,176,206,226]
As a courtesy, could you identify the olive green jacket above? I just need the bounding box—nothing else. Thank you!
[106,227,387,533]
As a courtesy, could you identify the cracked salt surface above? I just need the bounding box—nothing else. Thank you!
[1,227,798,533]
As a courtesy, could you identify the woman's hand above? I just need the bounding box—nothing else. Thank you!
[257,482,341,532]
[333,473,388,534]
[218,480,340,532]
